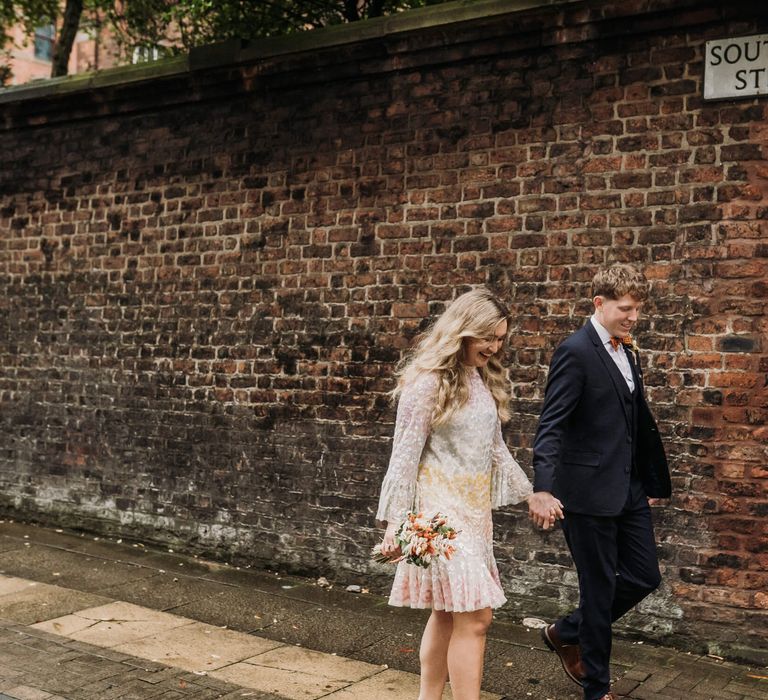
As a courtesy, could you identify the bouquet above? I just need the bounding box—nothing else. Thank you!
[372,512,459,568]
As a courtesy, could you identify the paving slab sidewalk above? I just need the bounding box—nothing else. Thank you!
[0,520,765,700]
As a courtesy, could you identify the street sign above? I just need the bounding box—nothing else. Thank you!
[704,34,768,100]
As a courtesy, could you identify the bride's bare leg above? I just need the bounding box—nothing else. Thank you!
[446,608,493,700]
[418,610,453,700]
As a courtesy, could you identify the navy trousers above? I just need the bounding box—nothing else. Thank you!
[555,478,662,700]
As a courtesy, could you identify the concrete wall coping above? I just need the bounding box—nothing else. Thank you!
[0,0,579,105]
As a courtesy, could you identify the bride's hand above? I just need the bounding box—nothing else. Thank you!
[528,491,565,530]
[381,522,401,556]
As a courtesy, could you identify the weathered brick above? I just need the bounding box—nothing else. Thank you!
[611,172,653,189]
[721,144,764,161]
[0,0,765,668]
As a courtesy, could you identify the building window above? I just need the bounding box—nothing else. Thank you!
[132,46,160,63]
[34,24,55,62]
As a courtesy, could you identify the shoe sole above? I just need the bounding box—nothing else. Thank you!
[541,625,585,688]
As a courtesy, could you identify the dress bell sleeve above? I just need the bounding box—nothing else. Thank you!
[490,418,533,508]
[376,373,438,524]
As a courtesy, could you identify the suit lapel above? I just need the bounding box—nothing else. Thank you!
[584,323,632,428]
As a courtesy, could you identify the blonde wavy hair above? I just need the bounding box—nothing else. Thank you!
[392,288,512,425]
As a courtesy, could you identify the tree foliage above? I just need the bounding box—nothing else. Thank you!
[106,0,448,58]
[1,0,447,84]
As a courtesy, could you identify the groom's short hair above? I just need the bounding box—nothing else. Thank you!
[592,264,649,301]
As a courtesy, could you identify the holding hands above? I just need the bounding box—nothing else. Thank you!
[527,492,565,530]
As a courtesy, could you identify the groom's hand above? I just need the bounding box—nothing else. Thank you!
[528,492,565,530]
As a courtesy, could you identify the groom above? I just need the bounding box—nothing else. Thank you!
[527,264,671,700]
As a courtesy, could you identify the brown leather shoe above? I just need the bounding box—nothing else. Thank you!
[599,694,618,700]
[541,623,585,687]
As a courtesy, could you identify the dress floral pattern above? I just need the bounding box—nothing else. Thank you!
[376,370,533,612]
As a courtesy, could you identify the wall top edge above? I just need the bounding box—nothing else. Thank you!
[0,0,583,106]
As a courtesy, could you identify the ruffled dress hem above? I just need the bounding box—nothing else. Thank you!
[388,557,507,612]
[387,592,508,613]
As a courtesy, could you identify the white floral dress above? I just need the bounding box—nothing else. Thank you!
[376,370,533,612]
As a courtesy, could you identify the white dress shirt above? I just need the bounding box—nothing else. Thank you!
[590,315,635,393]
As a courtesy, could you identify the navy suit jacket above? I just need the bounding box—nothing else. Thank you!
[533,322,671,516]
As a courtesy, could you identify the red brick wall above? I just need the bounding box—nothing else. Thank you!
[0,0,766,662]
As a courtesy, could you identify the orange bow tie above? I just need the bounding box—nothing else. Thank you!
[609,335,633,351]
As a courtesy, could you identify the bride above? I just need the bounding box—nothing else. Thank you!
[376,288,542,700]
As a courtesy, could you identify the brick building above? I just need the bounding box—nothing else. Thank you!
[3,21,118,86]
[0,0,766,663]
